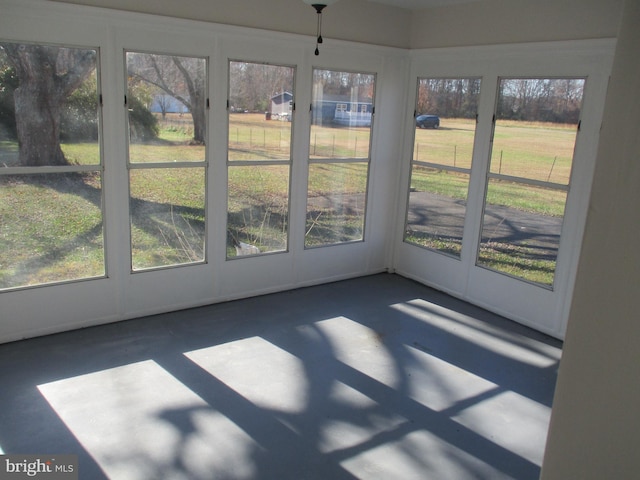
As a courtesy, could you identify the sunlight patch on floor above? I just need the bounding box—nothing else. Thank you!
[451,390,551,465]
[404,342,499,412]
[37,360,259,480]
[391,300,559,367]
[185,335,309,413]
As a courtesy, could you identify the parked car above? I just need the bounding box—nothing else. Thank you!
[416,114,440,129]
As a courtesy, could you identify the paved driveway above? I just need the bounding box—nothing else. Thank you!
[406,191,563,259]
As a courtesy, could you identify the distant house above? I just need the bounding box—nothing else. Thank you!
[269,92,293,121]
[313,94,373,127]
[150,95,189,114]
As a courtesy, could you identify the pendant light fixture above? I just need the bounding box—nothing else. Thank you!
[302,0,339,55]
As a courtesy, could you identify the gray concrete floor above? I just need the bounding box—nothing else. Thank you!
[0,274,562,479]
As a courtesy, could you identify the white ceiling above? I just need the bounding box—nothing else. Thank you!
[365,0,480,10]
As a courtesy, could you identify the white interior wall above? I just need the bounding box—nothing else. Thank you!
[409,0,623,49]
[47,0,413,49]
[541,0,640,476]
[47,0,623,51]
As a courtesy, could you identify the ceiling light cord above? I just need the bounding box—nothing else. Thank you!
[314,4,326,55]
[304,1,338,55]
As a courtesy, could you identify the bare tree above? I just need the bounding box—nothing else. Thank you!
[128,53,206,144]
[416,78,480,118]
[498,78,584,123]
[1,44,96,166]
[229,61,294,112]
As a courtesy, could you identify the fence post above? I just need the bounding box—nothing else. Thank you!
[547,156,558,182]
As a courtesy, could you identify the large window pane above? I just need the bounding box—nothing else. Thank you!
[126,52,206,163]
[229,61,293,162]
[227,165,289,257]
[404,78,481,257]
[0,42,104,290]
[489,79,583,185]
[306,162,368,247]
[1,43,100,168]
[0,173,104,289]
[227,61,294,258]
[126,51,207,271]
[129,168,205,270]
[307,69,375,248]
[309,70,373,160]
[478,78,585,287]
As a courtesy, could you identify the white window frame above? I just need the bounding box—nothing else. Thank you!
[0,40,107,292]
[124,49,209,273]
[306,68,377,249]
[225,58,296,259]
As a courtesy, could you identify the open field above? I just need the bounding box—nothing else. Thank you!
[229,114,291,161]
[414,118,476,169]
[414,117,576,184]
[228,113,371,160]
[491,120,576,184]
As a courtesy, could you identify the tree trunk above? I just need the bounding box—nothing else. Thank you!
[191,100,206,144]
[2,44,96,167]
[172,56,206,145]
[14,83,67,166]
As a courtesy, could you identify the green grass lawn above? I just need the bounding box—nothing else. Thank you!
[0,174,105,289]
[409,167,567,217]
[477,242,556,286]
[227,164,290,257]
